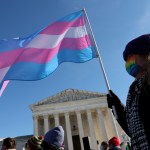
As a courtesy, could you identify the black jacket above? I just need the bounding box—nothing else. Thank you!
[114,80,150,147]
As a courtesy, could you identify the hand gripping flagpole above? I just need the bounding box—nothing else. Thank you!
[82,8,118,120]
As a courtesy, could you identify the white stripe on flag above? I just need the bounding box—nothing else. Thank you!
[0,66,10,82]
[0,80,9,96]
[0,67,10,96]
[26,26,88,49]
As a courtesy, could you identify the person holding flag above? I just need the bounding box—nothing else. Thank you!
[107,34,150,149]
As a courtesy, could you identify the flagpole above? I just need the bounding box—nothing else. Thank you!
[82,8,119,120]
[82,8,110,91]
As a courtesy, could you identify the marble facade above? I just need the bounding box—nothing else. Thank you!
[30,89,126,150]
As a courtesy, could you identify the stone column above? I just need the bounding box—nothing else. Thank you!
[76,111,84,150]
[54,113,60,126]
[43,114,49,134]
[87,109,98,150]
[107,108,119,138]
[65,112,74,150]
[33,115,38,136]
[96,108,108,141]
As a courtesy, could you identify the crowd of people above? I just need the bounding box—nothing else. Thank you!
[1,126,64,150]
[1,126,130,150]
[100,137,131,150]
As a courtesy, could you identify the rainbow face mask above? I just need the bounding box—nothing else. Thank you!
[125,55,141,77]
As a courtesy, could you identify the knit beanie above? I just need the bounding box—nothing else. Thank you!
[44,126,64,148]
[109,136,120,147]
[27,136,43,150]
[123,34,150,61]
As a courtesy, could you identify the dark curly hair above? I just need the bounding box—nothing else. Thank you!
[2,137,16,149]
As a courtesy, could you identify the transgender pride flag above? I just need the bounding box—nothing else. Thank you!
[0,10,97,93]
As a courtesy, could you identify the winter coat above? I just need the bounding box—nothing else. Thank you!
[115,77,150,149]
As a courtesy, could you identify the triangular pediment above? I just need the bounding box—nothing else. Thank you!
[32,89,106,106]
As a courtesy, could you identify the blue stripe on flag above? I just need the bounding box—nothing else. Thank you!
[58,10,83,22]
[4,46,96,80]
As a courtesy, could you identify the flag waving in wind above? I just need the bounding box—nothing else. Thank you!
[0,9,97,94]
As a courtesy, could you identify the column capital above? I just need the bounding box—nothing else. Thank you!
[43,114,48,118]
[96,108,102,113]
[86,109,91,114]
[33,115,38,119]
[64,112,69,116]
[75,110,81,114]
[53,113,59,116]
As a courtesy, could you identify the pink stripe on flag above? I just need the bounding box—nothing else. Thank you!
[0,35,92,67]
[17,35,92,63]
[0,80,9,96]
[0,48,24,68]
[41,17,85,35]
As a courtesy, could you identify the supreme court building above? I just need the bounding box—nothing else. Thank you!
[30,89,128,150]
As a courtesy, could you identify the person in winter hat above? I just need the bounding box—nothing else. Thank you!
[42,126,64,150]
[107,34,150,149]
[100,141,108,150]
[108,137,122,150]
[26,136,43,150]
[1,137,16,150]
